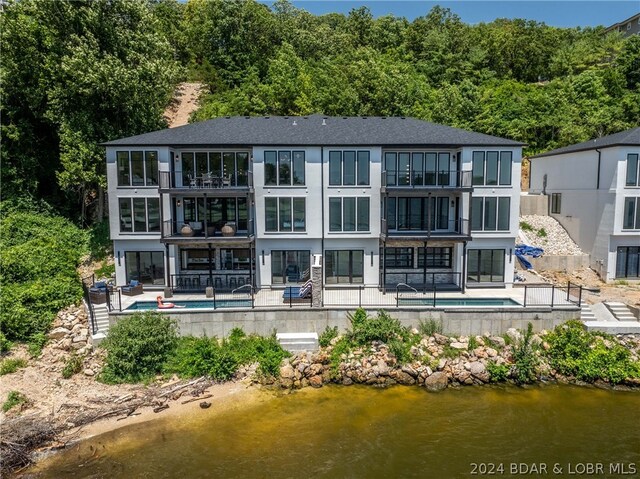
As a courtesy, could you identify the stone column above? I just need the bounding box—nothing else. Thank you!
[311,255,323,308]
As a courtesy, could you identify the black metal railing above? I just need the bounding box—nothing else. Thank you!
[382,218,470,237]
[382,271,461,294]
[395,282,437,307]
[522,282,582,307]
[162,219,254,239]
[81,277,99,335]
[159,170,253,190]
[382,170,472,188]
[170,273,254,292]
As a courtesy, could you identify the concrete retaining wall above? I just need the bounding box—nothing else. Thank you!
[520,194,548,216]
[530,254,590,272]
[110,307,579,337]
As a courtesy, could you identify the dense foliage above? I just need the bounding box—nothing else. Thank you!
[0,201,87,341]
[2,0,638,221]
[100,312,179,384]
[165,328,290,379]
[544,320,640,384]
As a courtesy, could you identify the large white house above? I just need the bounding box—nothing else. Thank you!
[103,115,523,293]
[529,127,640,281]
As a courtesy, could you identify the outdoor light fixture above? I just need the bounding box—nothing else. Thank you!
[509,248,513,263]
[117,251,121,266]
[371,251,374,266]
[262,250,265,265]
[177,199,182,207]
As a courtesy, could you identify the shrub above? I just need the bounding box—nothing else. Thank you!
[418,318,442,336]
[544,320,640,384]
[0,332,13,354]
[27,332,47,358]
[329,336,352,376]
[512,323,538,384]
[348,309,410,346]
[467,336,478,351]
[0,358,27,376]
[486,361,510,382]
[2,391,28,412]
[100,312,178,383]
[519,221,534,231]
[319,326,339,347]
[62,355,83,379]
[442,344,461,359]
[388,338,411,363]
[537,228,547,238]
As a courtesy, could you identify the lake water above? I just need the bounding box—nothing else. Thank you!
[28,385,640,478]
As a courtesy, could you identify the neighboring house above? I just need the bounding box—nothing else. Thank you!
[604,12,640,37]
[529,127,640,281]
[102,115,523,293]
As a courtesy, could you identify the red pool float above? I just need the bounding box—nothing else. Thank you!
[156,296,175,309]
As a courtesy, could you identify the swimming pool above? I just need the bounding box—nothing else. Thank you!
[125,299,252,311]
[397,297,520,307]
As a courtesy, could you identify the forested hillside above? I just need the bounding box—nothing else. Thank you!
[1,0,639,222]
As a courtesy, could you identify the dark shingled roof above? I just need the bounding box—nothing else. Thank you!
[530,127,640,159]
[102,115,524,148]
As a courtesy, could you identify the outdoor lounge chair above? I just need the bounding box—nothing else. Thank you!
[89,281,111,304]
[121,280,143,296]
[282,281,312,304]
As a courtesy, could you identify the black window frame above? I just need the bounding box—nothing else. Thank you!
[328,197,370,232]
[418,247,453,268]
[324,250,364,284]
[119,197,160,233]
[124,251,165,285]
[265,197,306,232]
[616,246,640,279]
[117,150,159,187]
[271,250,311,284]
[264,150,305,186]
[383,247,414,268]
[467,249,505,283]
[328,150,370,186]
[551,193,562,214]
[472,151,512,186]
[471,196,510,232]
[622,197,640,230]
[626,154,639,187]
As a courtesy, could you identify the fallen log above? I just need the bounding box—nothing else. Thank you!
[159,377,205,398]
[181,394,213,405]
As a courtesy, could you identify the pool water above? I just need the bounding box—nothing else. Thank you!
[125,299,252,310]
[398,297,520,307]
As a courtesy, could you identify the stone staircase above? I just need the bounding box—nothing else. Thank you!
[276,332,319,352]
[604,302,638,322]
[580,304,596,322]
[91,304,110,344]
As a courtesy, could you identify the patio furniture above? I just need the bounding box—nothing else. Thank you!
[121,280,143,296]
[282,284,311,303]
[89,281,111,304]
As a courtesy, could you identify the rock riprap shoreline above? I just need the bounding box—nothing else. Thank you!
[274,329,640,391]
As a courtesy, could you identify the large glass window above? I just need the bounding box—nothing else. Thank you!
[220,248,251,270]
[386,196,449,231]
[467,249,505,283]
[418,247,453,268]
[265,197,306,232]
[125,251,164,285]
[117,151,158,186]
[272,250,310,284]
[384,247,413,268]
[329,197,370,232]
[325,250,364,284]
[471,197,510,231]
[119,198,160,233]
[329,151,370,186]
[623,197,640,229]
[626,154,639,187]
[181,197,248,231]
[264,150,305,186]
[551,193,562,214]
[180,248,214,271]
[180,151,251,187]
[472,151,512,186]
[385,151,451,186]
[616,246,640,278]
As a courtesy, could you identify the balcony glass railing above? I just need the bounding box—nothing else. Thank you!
[159,171,253,190]
[382,170,472,188]
[381,217,470,237]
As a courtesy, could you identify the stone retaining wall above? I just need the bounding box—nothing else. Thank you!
[110,307,579,338]
[530,254,590,272]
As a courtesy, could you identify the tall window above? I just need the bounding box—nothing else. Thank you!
[264,151,305,186]
[623,197,640,229]
[616,246,639,278]
[271,251,310,284]
[182,197,249,231]
[119,198,160,233]
[418,247,452,268]
[551,193,562,214]
[471,197,510,231]
[467,249,505,283]
[220,249,251,270]
[181,151,250,187]
[325,250,364,284]
[383,247,413,268]
[329,197,370,232]
[386,197,449,231]
[265,197,306,232]
[329,150,370,186]
[125,251,164,285]
[626,154,639,187]
[472,151,512,186]
[117,151,158,186]
[384,151,450,186]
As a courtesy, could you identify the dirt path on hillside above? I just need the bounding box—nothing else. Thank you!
[163,82,206,128]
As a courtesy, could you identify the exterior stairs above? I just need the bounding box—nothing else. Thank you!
[276,332,319,352]
[580,304,596,322]
[91,304,110,344]
[604,302,638,322]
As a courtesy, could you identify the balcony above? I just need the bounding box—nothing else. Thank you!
[159,171,253,196]
[381,170,472,193]
[161,219,255,244]
[381,217,471,241]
